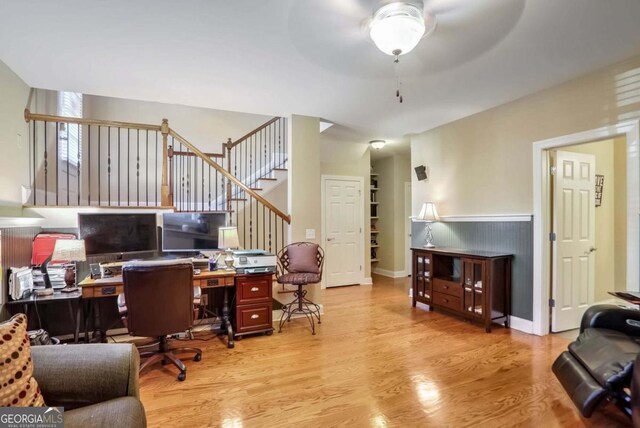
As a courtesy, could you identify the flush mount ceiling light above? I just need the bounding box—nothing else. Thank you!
[370,140,386,150]
[369,2,432,57]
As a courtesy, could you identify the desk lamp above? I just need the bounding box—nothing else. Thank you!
[51,239,86,288]
[218,227,240,271]
[416,202,439,248]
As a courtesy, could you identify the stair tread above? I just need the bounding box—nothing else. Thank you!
[273,167,288,171]
[259,177,278,181]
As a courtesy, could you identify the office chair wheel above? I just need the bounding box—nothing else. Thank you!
[193,353,201,362]
[177,372,186,382]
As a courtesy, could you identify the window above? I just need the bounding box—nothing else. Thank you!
[57,92,82,167]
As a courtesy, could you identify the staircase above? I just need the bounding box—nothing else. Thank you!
[23,97,290,254]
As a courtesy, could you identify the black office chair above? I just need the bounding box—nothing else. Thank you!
[276,242,324,335]
[120,259,202,381]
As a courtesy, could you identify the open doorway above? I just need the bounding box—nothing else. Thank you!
[547,137,627,332]
[532,120,640,336]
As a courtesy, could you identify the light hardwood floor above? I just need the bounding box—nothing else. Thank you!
[139,275,630,427]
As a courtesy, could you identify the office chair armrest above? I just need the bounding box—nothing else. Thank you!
[31,344,140,410]
[580,304,640,336]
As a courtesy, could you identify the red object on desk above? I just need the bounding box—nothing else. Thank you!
[31,233,76,265]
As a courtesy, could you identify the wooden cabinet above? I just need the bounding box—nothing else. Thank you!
[234,273,274,337]
[411,248,512,332]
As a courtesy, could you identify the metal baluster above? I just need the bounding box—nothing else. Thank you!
[136,129,140,206]
[88,125,91,205]
[45,122,49,205]
[108,127,111,206]
[127,128,130,206]
[208,161,211,211]
[118,127,121,206]
[155,132,159,205]
[269,210,272,253]
[32,121,36,205]
[145,130,149,206]
[77,124,81,206]
[66,122,70,205]
[98,126,101,205]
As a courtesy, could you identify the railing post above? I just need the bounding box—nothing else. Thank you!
[160,118,172,206]
[225,137,232,221]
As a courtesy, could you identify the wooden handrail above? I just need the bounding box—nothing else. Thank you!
[170,129,291,224]
[227,116,281,149]
[24,111,163,131]
[173,150,225,159]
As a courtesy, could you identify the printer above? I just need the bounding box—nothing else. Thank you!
[232,249,277,274]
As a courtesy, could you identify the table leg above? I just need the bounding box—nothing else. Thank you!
[74,300,82,344]
[221,286,234,349]
[84,300,93,343]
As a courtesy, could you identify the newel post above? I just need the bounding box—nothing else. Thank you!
[160,118,172,207]
[225,138,233,213]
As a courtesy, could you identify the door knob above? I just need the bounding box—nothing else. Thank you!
[584,247,597,255]
[327,237,335,241]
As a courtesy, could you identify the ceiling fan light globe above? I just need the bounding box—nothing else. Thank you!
[370,3,426,56]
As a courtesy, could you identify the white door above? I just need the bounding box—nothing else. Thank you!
[324,178,362,287]
[404,182,412,275]
[551,150,596,332]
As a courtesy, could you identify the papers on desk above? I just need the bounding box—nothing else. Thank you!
[32,265,67,289]
[9,267,33,300]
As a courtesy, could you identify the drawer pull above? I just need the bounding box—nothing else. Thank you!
[101,286,116,295]
[443,298,449,303]
[251,287,259,292]
[251,314,259,319]
[443,285,448,289]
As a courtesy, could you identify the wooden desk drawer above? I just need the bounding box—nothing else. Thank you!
[236,303,272,333]
[236,275,272,304]
[197,276,234,288]
[432,278,462,298]
[84,284,123,298]
[433,292,461,312]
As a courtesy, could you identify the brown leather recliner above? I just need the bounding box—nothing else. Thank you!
[552,304,640,422]
[121,259,202,381]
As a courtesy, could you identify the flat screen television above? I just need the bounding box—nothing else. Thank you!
[162,212,227,252]
[79,213,158,256]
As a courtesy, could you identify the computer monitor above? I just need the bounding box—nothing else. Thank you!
[162,212,227,252]
[79,213,158,256]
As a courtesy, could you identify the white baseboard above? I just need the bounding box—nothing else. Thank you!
[373,268,408,278]
[362,277,373,285]
[509,316,534,334]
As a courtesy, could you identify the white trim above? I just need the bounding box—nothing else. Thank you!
[373,268,408,278]
[439,214,533,222]
[509,316,534,334]
[320,175,366,289]
[532,120,640,336]
[362,277,373,285]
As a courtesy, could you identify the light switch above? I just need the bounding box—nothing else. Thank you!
[305,229,316,239]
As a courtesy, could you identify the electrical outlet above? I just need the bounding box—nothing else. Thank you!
[305,229,316,239]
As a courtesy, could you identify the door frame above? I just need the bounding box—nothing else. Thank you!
[404,182,412,276]
[320,175,365,289]
[532,120,640,336]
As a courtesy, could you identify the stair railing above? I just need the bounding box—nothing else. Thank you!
[24,106,291,254]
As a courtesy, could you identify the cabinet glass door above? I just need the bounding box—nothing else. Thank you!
[414,252,432,303]
[463,260,484,317]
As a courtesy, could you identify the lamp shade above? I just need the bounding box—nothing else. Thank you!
[51,239,86,262]
[416,202,439,222]
[370,2,432,56]
[218,227,240,250]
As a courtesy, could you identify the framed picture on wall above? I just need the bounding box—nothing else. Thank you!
[595,174,604,207]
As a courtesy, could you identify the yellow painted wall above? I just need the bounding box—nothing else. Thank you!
[0,60,30,211]
[410,55,640,217]
[614,136,627,292]
[288,115,321,302]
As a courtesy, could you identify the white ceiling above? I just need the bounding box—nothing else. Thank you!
[2,0,640,142]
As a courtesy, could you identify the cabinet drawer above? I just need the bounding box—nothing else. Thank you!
[432,278,462,298]
[236,303,272,333]
[433,292,461,312]
[236,275,272,304]
[86,284,123,298]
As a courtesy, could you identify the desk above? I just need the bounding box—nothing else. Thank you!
[6,290,82,343]
[79,270,237,346]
